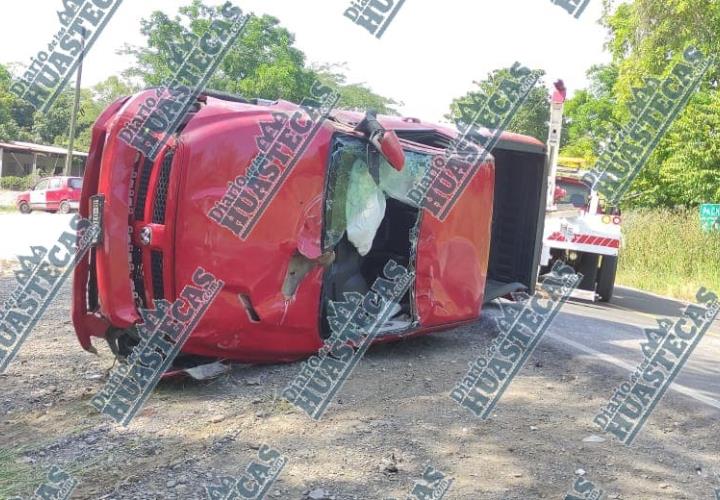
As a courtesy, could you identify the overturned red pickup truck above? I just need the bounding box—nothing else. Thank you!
[72,89,548,368]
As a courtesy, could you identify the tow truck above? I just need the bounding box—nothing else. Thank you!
[539,81,622,302]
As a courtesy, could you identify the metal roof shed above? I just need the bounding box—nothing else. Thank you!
[0,141,89,180]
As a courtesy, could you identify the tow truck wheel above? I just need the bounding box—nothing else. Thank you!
[18,201,31,214]
[575,253,600,291]
[597,255,618,302]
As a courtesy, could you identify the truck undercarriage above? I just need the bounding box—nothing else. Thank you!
[485,145,547,302]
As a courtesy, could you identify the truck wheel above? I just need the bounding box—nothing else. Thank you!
[575,253,599,291]
[59,200,71,214]
[597,255,618,302]
[18,201,31,214]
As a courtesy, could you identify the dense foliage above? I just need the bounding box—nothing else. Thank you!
[448,0,719,208]
[617,208,720,300]
[447,67,552,145]
[0,1,397,153]
[565,0,720,207]
[1,0,717,208]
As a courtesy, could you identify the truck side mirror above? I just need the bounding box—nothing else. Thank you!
[377,129,405,171]
[354,110,405,171]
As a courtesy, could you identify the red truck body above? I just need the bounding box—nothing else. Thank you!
[72,90,547,366]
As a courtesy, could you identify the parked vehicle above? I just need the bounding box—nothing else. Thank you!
[540,162,622,302]
[72,90,548,368]
[538,81,621,302]
[16,176,82,214]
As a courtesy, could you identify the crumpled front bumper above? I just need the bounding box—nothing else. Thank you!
[72,95,148,351]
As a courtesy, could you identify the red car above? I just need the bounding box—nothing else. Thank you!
[17,176,83,214]
[72,90,547,369]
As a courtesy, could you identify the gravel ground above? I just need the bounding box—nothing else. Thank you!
[1,273,719,499]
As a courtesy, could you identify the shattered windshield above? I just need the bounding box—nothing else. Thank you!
[324,136,432,252]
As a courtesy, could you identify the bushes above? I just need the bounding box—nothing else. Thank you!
[617,208,720,300]
[0,176,35,191]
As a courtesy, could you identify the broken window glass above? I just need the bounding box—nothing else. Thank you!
[324,137,362,249]
[379,150,432,207]
[324,136,432,252]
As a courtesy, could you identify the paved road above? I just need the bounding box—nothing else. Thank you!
[2,212,718,413]
[558,287,720,410]
[485,285,720,412]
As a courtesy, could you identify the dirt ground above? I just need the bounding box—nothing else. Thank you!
[0,191,20,208]
[1,275,719,500]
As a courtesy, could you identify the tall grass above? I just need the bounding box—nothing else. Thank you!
[617,208,720,301]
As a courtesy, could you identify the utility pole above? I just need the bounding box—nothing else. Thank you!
[64,28,86,176]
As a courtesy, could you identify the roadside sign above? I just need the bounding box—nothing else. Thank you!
[700,204,720,231]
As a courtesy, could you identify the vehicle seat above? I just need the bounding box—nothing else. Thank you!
[327,237,370,300]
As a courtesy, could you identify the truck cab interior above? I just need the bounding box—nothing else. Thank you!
[320,136,425,339]
[318,129,548,339]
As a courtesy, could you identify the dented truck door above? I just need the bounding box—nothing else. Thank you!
[414,155,495,327]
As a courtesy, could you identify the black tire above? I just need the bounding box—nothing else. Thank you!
[597,255,618,302]
[575,252,600,291]
[18,201,31,214]
[59,200,71,214]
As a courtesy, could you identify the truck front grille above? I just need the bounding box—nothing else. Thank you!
[152,152,174,224]
[151,250,164,300]
[129,149,175,307]
[134,157,153,220]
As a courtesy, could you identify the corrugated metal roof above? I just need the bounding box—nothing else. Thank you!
[0,141,88,157]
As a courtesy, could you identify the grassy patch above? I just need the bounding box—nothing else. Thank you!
[0,205,17,213]
[0,401,116,497]
[0,447,42,498]
[617,208,720,301]
[269,392,298,414]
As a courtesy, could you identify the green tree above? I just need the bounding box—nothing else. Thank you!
[27,76,134,151]
[62,76,139,149]
[92,75,139,107]
[0,63,99,149]
[121,4,316,100]
[0,64,32,142]
[313,63,400,114]
[4,1,399,154]
[121,1,397,110]
[602,0,719,70]
[561,64,620,161]
[595,0,720,207]
[447,66,550,141]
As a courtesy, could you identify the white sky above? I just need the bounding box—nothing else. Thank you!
[1,1,612,123]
